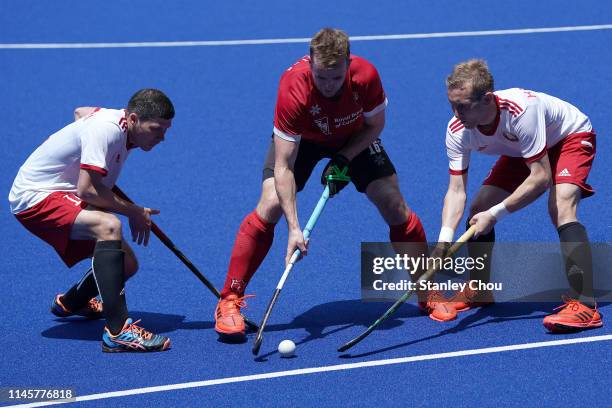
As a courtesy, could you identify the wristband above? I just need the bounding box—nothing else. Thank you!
[438,226,455,243]
[488,202,509,221]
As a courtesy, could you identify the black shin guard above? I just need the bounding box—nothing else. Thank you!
[466,219,495,284]
[92,240,128,334]
[61,268,99,311]
[558,222,595,307]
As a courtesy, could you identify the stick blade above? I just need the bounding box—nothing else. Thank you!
[337,330,368,353]
[252,336,263,355]
[337,343,352,353]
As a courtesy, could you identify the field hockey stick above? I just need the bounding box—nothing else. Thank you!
[112,185,259,331]
[337,225,477,352]
[252,185,331,355]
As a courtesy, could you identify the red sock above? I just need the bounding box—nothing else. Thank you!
[221,210,275,297]
[390,211,428,296]
[389,211,427,242]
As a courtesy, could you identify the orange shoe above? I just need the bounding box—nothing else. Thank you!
[450,284,495,312]
[418,291,457,322]
[214,294,253,340]
[543,296,603,333]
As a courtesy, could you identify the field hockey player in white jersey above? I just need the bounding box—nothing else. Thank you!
[9,89,175,352]
[434,59,602,333]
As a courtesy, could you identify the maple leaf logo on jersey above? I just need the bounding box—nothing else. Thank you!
[503,132,519,142]
[314,117,331,135]
[310,104,321,116]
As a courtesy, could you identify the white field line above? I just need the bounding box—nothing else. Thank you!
[1,24,611,49]
[7,334,612,407]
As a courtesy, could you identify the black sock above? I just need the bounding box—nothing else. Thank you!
[466,219,495,285]
[92,240,128,334]
[61,268,99,311]
[558,222,595,308]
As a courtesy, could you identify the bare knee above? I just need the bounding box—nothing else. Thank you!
[548,185,579,227]
[548,199,577,227]
[97,214,122,241]
[379,195,409,225]
[367,177,409,225]
[256,179,283,223]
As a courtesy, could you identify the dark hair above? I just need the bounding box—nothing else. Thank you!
[126,88,175,120]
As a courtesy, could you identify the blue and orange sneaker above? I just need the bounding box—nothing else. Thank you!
[543,296,603,333]
[102,318,171,353]
[51,294,103,319]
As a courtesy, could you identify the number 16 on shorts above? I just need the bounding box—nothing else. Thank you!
[368,139,382,155]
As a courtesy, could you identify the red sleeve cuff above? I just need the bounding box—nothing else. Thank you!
[524,147,547,164]
[449,168,468,175]
[80,164,108,176]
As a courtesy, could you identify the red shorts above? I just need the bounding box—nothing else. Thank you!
[483,131,596,198]
[15,192,96,267]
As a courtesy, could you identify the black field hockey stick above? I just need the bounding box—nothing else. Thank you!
[112,185,259,331]
[252,185,331,355]
[337,225,477,352]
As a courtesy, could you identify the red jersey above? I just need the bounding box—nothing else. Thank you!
[273,55,388,148]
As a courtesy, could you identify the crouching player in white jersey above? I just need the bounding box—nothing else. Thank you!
[9,89,175,351]
[436,59,602,332]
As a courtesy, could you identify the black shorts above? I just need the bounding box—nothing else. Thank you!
[262,136,396,192]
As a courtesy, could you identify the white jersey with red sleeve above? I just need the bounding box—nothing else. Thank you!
[273,55,388,148]
[9,108,130,214]
[446,88,592,175]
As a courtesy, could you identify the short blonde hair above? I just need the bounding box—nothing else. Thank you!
[446,59,494,99]
[309,28,350,68]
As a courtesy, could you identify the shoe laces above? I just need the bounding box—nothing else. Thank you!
[554,296,582,313]
[220,294,255,314]
[126,319,153,340]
